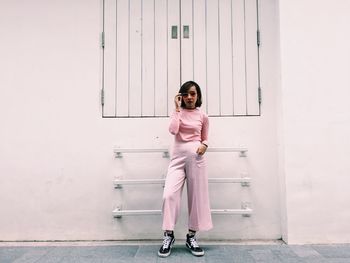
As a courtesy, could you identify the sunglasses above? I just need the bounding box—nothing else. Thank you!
[181,91,197,98]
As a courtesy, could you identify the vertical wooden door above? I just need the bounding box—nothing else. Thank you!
[103,0,180,117]
[102,0,260,117]
[181,0,260,116]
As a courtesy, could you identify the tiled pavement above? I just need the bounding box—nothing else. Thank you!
[0,241,350,263]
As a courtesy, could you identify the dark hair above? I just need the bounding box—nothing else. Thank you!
[179,81,203,108]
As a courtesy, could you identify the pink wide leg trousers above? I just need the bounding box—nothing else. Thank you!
[162,141,213,231]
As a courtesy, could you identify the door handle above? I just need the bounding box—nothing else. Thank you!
[171,26,178,39]
[183,25,189,38]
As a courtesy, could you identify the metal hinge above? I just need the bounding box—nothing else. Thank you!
[257,30,260,46]
[101,89,105,106]
[101,32,105,48]
[258,87,262,104]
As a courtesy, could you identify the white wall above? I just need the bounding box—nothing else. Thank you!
[278,0,350,244]
[0,0,282,241]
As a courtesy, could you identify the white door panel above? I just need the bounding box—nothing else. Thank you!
[142,0,156,116]
[219,0,234,116]
[154,0,168,116]
[192,0,208,112]
[232,0,247,115]
[205,0,221,115]
[129,0,142,116]
[167,0,181,116]
[103,0,180,117]
[103,0,117,117]
[180,0,194,83]
[245,0,260,115]
[116,0,129,116]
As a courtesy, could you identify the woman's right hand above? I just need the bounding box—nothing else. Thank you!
[174,93,182,111]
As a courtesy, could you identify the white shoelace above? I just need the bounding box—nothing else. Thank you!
[162,235,172,249]
[189,236,199,248]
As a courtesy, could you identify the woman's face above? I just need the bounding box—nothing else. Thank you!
[182,86,197,109]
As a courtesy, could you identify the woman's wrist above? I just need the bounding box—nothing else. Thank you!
[202,143,208,148]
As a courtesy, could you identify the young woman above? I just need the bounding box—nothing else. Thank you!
[158,81,213,257]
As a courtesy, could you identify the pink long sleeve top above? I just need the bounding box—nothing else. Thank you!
[168,108,209,146]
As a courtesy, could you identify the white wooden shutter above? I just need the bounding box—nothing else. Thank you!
[186,0,260,116]
[102,0,260,117]
[103,0,180,117]
[103,0,117,117]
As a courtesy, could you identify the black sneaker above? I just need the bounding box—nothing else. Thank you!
[158,232,175,257]
[186,234,204,256]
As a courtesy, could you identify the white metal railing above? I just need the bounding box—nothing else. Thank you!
[113,146,252,219]
[114,148,170,158]
[113,207,253,218]
[114,178,165,187]
[207,147,248,157]
[114,175,251,188]
[114,147,248,158]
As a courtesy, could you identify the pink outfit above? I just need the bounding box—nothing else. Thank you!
[168,108,209,146]
[162,108,213,231]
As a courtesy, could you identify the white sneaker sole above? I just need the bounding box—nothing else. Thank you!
[186,243,205,256]
[158,250,171,257]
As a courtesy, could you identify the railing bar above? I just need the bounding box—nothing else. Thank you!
[207,148,248,152]
[114,148,248,153]
[113,208,252,216]
[211,208,253,214]
[114,177,251,185]
[114,148,169,153]
[113,209,162,216]
[114,179,165,185]
[209,178,251,183]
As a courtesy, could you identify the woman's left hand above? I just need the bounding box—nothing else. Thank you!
[196,144,208,155]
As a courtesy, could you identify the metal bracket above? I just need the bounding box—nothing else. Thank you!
[114,205,122,218]
[183,25,189,38]
[171,25,178,39]
[100,89,105,106]
[241,202,252,217]
[101,31,105,48]
[240,173,251,187]
[258,87,262,104]
[114,176,123,189]
[239,150,247,157]
[115,151,123,158]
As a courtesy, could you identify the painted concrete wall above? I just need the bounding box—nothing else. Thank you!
[278,0,350,244]
[1,0,280,242]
